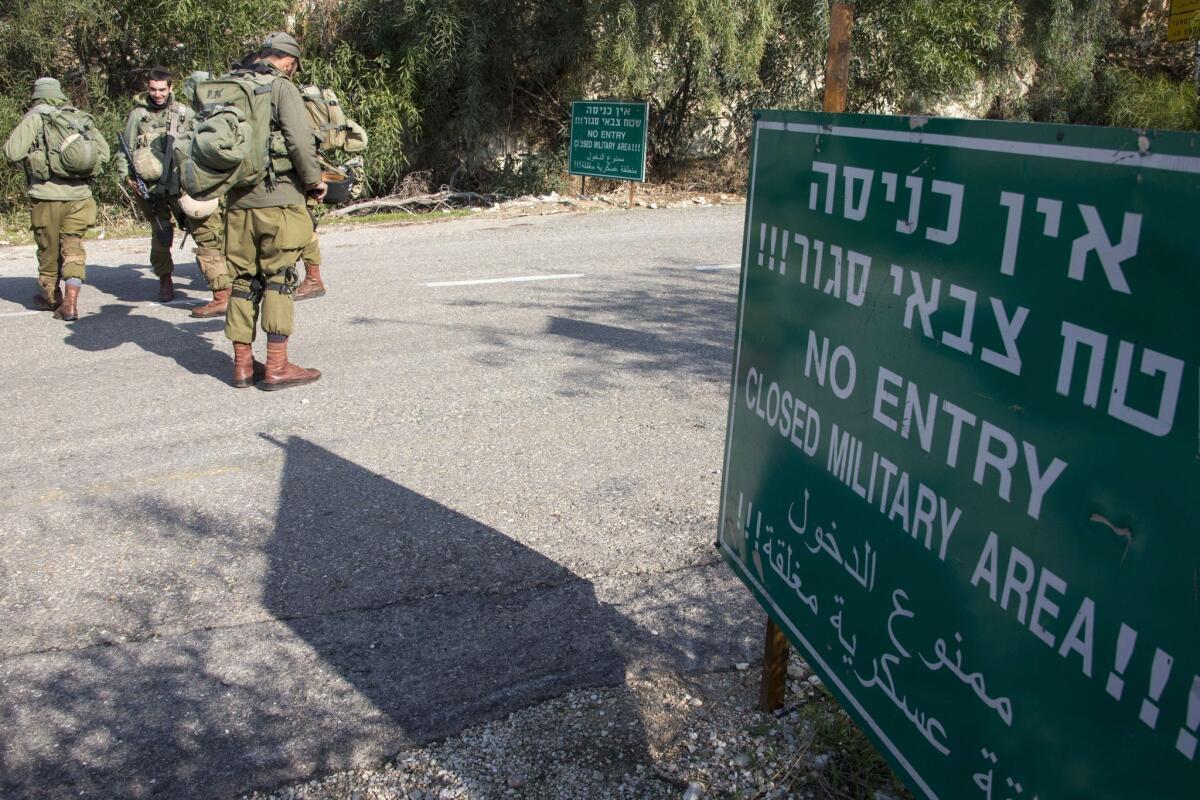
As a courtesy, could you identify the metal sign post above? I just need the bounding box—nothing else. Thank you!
[758,0,856,714]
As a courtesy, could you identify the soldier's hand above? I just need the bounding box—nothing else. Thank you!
[126,177,138,190]
[307,181,328,202]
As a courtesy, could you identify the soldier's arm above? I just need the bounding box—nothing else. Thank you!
[118,109,141,179]
[274,80,322,189]
[3,112,40,164]
[94,128,110,167]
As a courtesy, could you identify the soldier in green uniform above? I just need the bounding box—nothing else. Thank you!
[119,66,193,301]
[223,33,326,390]
[3,77,109,321]
[176,69,234,319]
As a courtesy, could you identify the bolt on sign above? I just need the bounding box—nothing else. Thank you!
[718,111,1199,799]
[1169,0,1200,41]
[569,101,648,182]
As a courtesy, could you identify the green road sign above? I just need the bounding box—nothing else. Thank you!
[719,111,1199,800]
[569,100,648,182]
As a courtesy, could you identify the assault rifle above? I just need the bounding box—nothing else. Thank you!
[117,133,174,248]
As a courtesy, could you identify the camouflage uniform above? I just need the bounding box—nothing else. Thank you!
[3,78,109,320]
[222,33,324,390]
[120,92,194,296]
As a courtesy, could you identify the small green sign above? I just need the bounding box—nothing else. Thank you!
[720,111,1199,800]
[569,100,648,182]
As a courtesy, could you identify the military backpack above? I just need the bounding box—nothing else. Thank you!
[300,84,367,153]
[26,104,104,180]
[176,69,293,200]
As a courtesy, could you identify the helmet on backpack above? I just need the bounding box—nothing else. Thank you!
[178,193,220,219]
[181,71,212,109]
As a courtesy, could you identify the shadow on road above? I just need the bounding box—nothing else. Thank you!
[60,303,227,382]
[350,267,738,389]
[0,276,44,309]
[0,436,667,799]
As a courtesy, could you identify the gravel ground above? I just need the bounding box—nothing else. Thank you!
[242,659,913,800]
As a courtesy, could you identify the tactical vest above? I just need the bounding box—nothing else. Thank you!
[134,102,188,156]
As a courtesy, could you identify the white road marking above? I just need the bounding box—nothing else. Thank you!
[0,310,40,319]
[423,273,584,288]
[694,263,740,271]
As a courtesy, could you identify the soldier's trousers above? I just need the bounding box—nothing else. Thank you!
[223,205,312,344]
[135,196,179,278]
[30,197,96,299]
[299,230,321,267]
[190,207,230,291]
[300,197,320,266]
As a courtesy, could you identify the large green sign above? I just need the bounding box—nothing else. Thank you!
[569,100,648,181]
[719,111,1199,799]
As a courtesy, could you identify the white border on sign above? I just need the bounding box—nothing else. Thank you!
[759,119,1200,173]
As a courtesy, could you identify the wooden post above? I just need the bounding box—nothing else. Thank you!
[759,618,790,712]
[629,181,635,209]
[581,175,586,196]
[757,1,854,716]
[823,2,855,113]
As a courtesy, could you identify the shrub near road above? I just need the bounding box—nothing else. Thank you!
[1,1,1196,219]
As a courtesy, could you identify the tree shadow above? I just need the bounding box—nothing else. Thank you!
[456,269,737,389]
[0,435,708,799]
[351,267,739,393]
[61,303,227,383]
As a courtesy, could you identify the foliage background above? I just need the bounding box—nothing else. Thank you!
[0,0,1195,214]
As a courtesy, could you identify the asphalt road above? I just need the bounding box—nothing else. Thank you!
[0,203,762,799]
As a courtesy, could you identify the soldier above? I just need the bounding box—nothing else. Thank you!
[118,66,192,301]
[3,77,109,321]
[177,69,234,319]
[222,32,326,390]
[294,85,368,301]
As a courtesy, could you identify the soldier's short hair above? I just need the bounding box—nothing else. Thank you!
[257,48,292,61]
[147,66,173,85]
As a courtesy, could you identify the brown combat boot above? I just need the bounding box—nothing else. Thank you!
[231,343,267,388]
[294,264,325,301]
[158,274,176,302]
[261,336,321,391]
[191,288,231,319]
[33,281,62,311]
[54,284,80,321]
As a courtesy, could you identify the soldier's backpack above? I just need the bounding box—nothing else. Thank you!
[27,104,104,180]
[300,84,367,153]
[176,69,292,200]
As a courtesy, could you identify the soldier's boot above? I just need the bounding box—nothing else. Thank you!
[33,278,62,311]
[231,342,267,388]
[158,274,176,302]
[54,283,80,321]
[261,335,321,391]
[191,288,231,319]
[294,264,325,301]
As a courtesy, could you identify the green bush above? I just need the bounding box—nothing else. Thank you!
[1,0,1195,218]
[1108,69,1200,130]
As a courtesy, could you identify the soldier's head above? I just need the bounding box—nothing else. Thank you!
[258,31,303,78]
[30,77,66,104]
[146,66,173,108]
